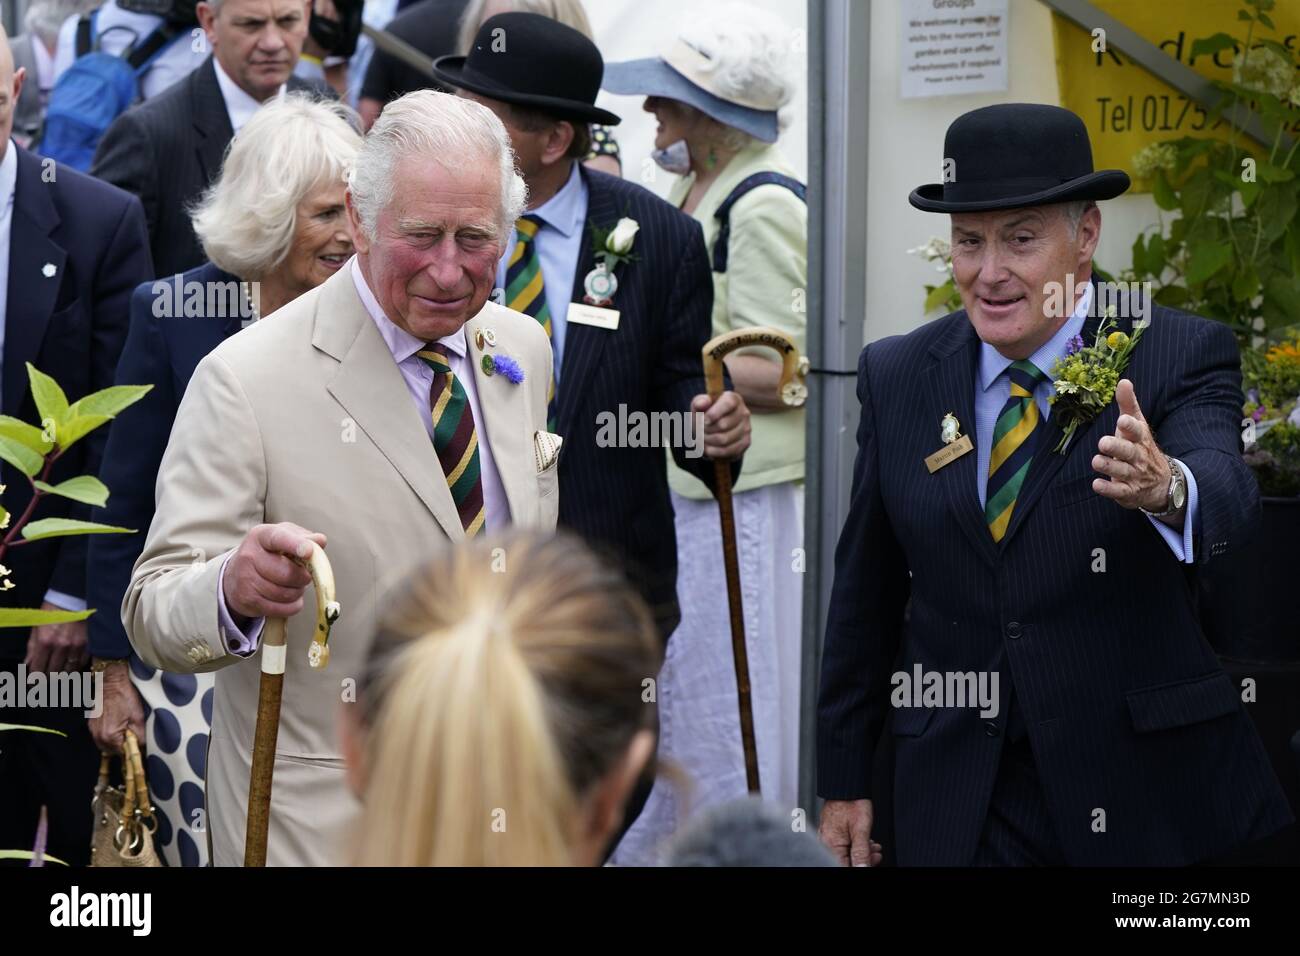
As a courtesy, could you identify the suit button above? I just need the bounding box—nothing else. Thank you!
[984,721,1000,737]
[1006,621,1022,639]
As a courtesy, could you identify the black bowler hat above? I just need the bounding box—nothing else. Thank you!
[433,12,622,127]
[909,104,1130,213]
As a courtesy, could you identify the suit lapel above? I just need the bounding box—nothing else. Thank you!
[554,167,614,436]
[463,306,536,527]
[4,148,66,417]
[315,267,465,541]
[192,59,234,185]
[924,317,999,569]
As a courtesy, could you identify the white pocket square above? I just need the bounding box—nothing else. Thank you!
[534,430,563,473]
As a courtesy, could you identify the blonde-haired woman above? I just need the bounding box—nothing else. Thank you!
[85,93,361,867]
[455,0,621,175]
[603,4,808,865]
[343,532,660,866]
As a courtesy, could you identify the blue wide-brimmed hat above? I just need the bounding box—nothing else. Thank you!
[602,38,781,143]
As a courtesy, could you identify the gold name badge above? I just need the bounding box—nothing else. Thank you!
[925,433,974,473]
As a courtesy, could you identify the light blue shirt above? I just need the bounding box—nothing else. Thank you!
[0,140,87,610]
[974,283,1199,563]
[54,1,204,101]
[495,161,588,383]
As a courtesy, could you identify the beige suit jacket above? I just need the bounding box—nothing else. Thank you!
[122,265,558,866]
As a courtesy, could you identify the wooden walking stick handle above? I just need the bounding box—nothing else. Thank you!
[700,327,808,794]
[244,541,340,867]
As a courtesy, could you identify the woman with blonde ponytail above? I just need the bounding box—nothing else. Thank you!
[342,532,660,866]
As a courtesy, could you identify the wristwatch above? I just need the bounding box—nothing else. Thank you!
[1141,456,1187,518]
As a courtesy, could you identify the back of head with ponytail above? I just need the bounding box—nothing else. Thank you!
[349,531,660,866]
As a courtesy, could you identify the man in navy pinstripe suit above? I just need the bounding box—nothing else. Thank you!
[817,105,1292,866]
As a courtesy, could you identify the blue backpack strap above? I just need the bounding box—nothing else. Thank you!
[712,172,807,274]
[125,22,182,73]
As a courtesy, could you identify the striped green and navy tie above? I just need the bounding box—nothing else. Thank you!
[504,215,551,335]
[504,214,557,427]
[985,360,1048,543]
[417,345,485,537]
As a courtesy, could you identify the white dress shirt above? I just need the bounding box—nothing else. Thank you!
[213,58,286,133]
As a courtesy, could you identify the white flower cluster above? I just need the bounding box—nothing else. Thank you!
[1233,46,1294,98]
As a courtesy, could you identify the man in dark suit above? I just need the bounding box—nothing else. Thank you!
[90,0,321,278]
[0,23,152,866]
[357,0,469,129]
[433,13,750,643]
[817,104,1293,866]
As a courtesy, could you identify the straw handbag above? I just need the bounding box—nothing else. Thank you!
[90,730,162,867]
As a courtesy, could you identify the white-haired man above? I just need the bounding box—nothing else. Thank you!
[124,90,557,867]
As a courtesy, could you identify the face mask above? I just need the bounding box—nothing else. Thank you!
[652,139,692,175]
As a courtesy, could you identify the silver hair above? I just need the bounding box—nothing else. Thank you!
[1061,200,1096,240]
[191,94,363,279]
[347,89,528,246]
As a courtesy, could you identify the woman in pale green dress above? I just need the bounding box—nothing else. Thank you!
[602,3,808,866]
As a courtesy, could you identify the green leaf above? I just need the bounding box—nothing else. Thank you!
[26,364,68,431]
[1232,264,1261,302]
[0,850,69,865]
[1258,185,1298,241]
[1153,169,1179,211]
[0,722,69,736]
[0,435,45,478]
[50,414,111,451]
[21,518,133,541]
[1154,285,1191,307]
[0,415,53,455]
[32,475,109,507]
[0,607,94,627]
[1130,234,1148,278]
[66,384,152,421]
[1190,33,1237,59]
[1258,12,1275,28]
[1145,233,1167,277]
[924,281,956,313]
[1237,9,1253,21]
[1185,241,1233,284]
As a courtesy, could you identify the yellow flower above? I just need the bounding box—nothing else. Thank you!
[1107,331,1129,350]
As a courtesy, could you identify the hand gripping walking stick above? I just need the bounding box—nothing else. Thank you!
[244,542,340,866]
[700,328,808,793]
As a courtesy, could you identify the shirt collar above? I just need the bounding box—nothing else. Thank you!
[0,139,18,212]
[524,161,586,237]
[212,58,283,133]
[979,281,1094,393]
[349,256,467,363]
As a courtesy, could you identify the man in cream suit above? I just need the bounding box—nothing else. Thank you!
[123,91,557,866]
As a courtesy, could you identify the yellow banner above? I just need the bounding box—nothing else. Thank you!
[1052,0,1300,192]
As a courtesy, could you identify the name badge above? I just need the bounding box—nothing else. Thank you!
[925,433,974,473]
[567,303,620,330]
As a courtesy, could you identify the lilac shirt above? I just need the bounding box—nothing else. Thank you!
[215,258,511,656]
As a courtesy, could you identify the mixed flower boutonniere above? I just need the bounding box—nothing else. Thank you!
[1047,310,1145,454]
[583,216,639,306]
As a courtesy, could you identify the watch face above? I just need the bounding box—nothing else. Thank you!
[1173,481,1187,509]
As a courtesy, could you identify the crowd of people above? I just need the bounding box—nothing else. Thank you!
[0,0,813,867]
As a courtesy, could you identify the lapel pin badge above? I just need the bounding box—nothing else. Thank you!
[582,263,617,306]
[475,328,497,350]
[42,263,57,279]
[925,410,974,474]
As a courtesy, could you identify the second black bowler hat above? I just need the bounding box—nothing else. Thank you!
[433,12,622,126]
[909,103,1130,213]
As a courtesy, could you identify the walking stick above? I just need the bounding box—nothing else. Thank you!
[701,328,808,793]
[244,542,340,866]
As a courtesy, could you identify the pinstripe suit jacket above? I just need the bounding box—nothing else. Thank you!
[817,298,1293,865]
[90,57,323,279]
[553,168,734,640]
